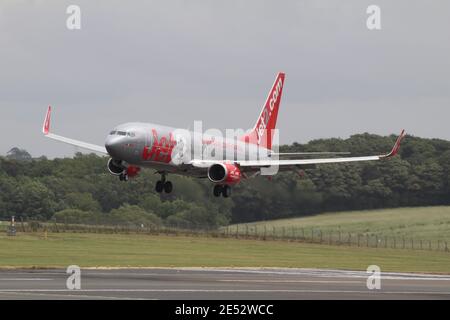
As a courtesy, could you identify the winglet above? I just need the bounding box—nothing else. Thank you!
[43,106,52,135]
[381,129,406,159]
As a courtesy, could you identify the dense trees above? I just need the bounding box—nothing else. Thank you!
[6,148,32,162]
[0,133,449,227]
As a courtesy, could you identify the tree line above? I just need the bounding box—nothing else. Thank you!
[0,132,449,228]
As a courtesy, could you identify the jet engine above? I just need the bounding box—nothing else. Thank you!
[126,165,141,178]
[107,158,126,176]
[207,163,242,184]
[108,158,141,180]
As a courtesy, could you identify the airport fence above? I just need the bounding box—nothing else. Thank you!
[221,224,450,253]
[2,220,449,253]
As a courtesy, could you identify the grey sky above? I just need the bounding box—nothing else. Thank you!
[1,0,449,158]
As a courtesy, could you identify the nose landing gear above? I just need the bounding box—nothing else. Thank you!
[213,184,231,198]
[155,172,173,194]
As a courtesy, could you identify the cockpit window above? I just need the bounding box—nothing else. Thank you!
[110,130,135,137]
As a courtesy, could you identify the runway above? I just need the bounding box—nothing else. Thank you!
[0,268,449,300]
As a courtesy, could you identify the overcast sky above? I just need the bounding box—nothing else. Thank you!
[1,0,449,158]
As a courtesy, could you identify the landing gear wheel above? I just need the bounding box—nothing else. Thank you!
[164,181,173,193]
[155,180,164,193]
[222,185,231,198]
[213,185,223,197]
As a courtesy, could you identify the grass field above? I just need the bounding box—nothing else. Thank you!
[1,232,450,273]
[229,206,450,241]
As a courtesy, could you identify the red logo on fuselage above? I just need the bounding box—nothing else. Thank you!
[142,129,177,163]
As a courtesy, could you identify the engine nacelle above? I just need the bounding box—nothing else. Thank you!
[126,165,141,178]
[207,163,242,185]
[108,159,141,179]
[107,158,126,176]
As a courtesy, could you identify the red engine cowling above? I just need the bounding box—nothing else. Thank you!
[207,163,241,185]
[126,165,141,178]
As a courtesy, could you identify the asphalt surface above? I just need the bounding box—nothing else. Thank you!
[0,268,449,300]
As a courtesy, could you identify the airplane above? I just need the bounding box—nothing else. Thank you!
[42,72,406,198]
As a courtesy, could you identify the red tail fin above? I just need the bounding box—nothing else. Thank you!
[241,72,285,150]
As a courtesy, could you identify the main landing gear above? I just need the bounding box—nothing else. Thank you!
[119,173,129,181]
[155,173,173,194]
[213,184,231,198]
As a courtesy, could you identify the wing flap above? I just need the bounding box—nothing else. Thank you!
[269,151,350,159]
[237,155,381,167]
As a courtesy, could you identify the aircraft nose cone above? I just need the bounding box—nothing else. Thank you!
[105,137,122,157]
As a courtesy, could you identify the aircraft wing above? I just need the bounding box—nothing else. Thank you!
[269,151,350,159]
[191,130,406,170]
[42,106,108,155]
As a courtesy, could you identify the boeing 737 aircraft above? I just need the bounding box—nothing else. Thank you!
[42,72,406,197]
